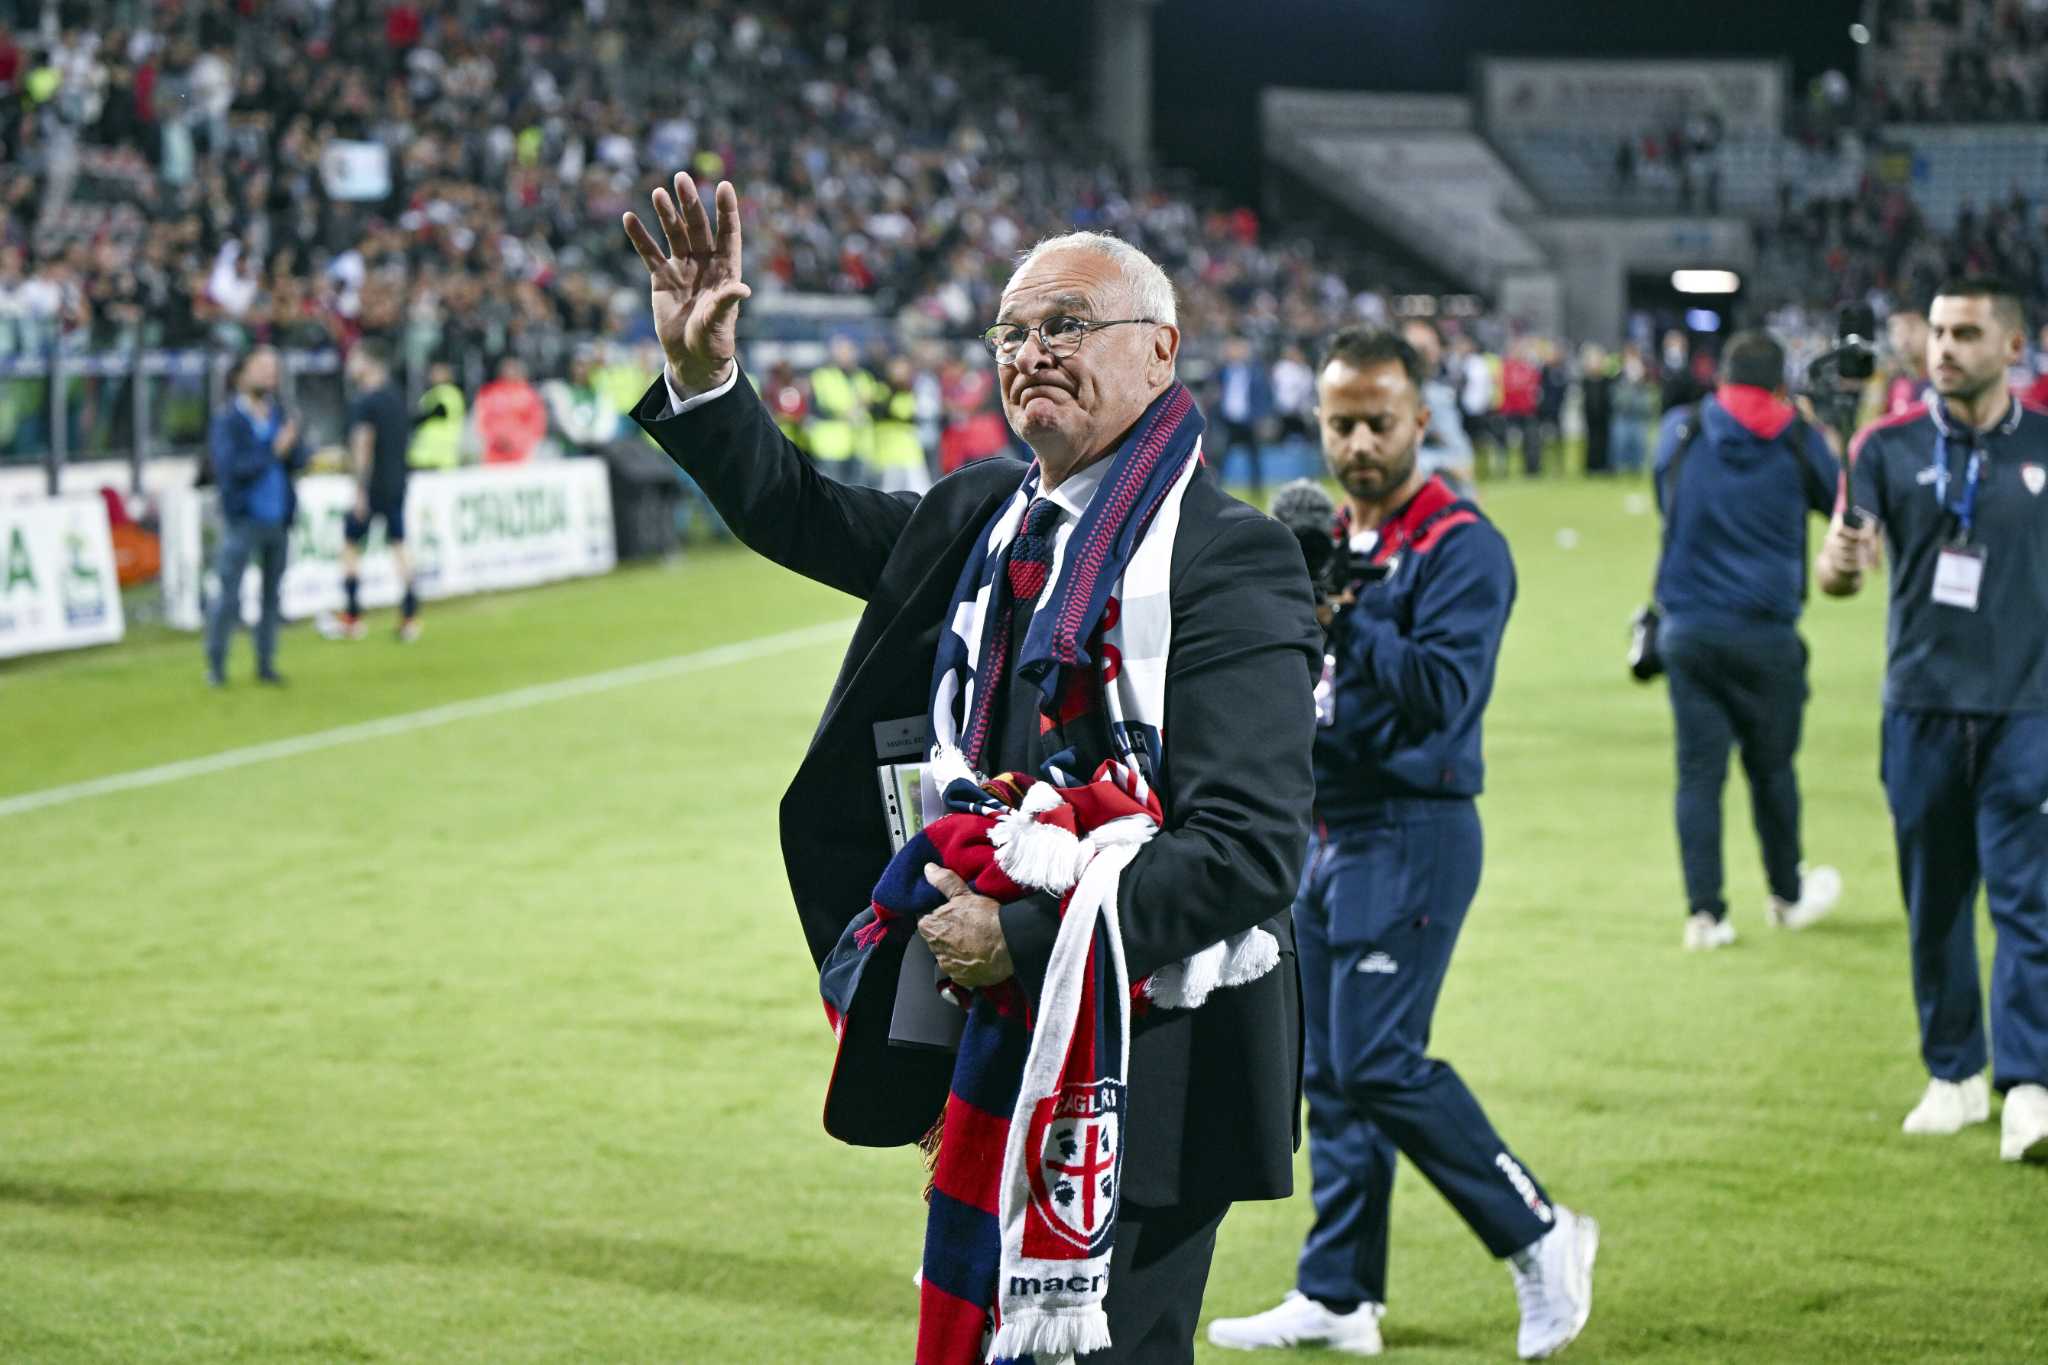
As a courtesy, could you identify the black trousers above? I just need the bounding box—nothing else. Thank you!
[1507,415,1543,475]
[1662,617,1808,917]
[1087,1198,1230,1363]
[1583,410,1612,473]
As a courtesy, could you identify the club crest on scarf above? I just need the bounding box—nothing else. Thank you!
[1025,1078,1126,1257]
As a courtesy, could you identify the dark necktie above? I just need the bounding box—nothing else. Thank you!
[1006,497,1063,607]
[960,497,1065,772]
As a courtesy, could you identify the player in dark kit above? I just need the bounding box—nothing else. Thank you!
[324,340,423,642]
[1819,279,2048,1162]
[1209,329,1598,1361]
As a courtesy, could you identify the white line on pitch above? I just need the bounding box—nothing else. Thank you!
[0,618,855,822]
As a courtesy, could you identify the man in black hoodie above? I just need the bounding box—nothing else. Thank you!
[1653,330,1843,951]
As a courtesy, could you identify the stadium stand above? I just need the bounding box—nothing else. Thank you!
[1868,0,2048,123]
[0,0,1416,375]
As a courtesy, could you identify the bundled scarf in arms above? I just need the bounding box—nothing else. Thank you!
[817,384,1278,1364]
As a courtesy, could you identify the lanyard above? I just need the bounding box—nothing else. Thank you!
[1928,396,2014,542]
[1935,432,1985,542]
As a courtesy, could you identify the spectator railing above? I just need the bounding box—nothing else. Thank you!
[1,348,345,496]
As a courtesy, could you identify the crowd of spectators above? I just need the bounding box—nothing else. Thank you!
[1759,178,2048,320]
[0,0,1404,378]
[1868,0,2048,124]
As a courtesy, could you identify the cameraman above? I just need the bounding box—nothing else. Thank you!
[1817,278,2048,1161]
[1652,330,1843,952]
[1211,329,1597,1362]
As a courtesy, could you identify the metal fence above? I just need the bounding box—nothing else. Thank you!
[0,348,354,495]
[0,291,904,495]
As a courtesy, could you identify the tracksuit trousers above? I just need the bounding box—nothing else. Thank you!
[1292,801,1558,1308]
[1881,708,2048,1091]
[1661,617,1809,919]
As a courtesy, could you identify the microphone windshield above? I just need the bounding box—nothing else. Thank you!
[1270,478,1339,581]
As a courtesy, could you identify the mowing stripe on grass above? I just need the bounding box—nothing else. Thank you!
[0,618,855,821]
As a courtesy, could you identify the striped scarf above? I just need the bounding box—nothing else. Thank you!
[930,382,1204,785]
[913,764,1159,1365]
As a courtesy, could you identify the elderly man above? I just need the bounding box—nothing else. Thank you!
[624,176,1319,1363]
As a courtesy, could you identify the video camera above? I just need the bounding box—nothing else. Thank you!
[1270,478,1391,608]
[1796,304,1878,440]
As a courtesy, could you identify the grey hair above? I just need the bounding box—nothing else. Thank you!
[1012,231,1178,328]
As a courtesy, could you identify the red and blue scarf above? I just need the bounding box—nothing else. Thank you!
[929,382,1204,781]
[820,763,1160,1363]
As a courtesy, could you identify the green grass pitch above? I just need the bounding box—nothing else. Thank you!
[3,479,2043,1363]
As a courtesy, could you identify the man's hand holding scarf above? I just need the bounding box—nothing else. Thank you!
[920,865,1015,987]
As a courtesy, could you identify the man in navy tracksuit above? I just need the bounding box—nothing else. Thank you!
[1819,278,2048,1162]
[204,346,308,687]
[1652,330,1843,952]
[1210,329,1597,1362]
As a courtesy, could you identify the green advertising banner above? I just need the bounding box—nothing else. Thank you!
[0,496,125,659]
[160,462,616,631]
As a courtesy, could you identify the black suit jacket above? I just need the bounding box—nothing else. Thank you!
[635,371,1321,1205]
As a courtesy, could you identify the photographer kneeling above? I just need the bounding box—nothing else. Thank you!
[1652,330,1842,951]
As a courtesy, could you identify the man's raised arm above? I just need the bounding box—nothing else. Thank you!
[623,174,911,599]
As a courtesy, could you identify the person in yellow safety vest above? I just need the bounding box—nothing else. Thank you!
[594,344,733,542]
[867,356,932,494]
[591,347,658,437]
[408,361,466,470]
[764,360,810,452]
[805,335,877,484]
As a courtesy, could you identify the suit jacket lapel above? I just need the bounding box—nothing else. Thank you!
[813,480,1017,746]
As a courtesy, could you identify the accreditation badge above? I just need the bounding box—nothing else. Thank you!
[1932,543,1986,612]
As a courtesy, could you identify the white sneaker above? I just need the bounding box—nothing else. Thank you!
[1901,1074,1991,1135]
[1508,1207,1598,1360]
[1207,1291,1384,1355]
[1683,912,1735,951]
[315,611,366,641]
[1767,864,1841,930]
[1999,1083,2048,1162]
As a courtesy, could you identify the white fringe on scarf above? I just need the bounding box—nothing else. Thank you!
[988,823,1142,1365]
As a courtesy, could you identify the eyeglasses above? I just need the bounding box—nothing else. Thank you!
[980,314,1156,365]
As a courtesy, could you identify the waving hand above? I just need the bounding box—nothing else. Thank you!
[622,174,751,397]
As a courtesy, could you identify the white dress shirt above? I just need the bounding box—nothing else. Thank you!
[663,364,742,416]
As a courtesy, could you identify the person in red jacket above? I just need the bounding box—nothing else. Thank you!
[474,356,547,464]
[1499,340,1543,477]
